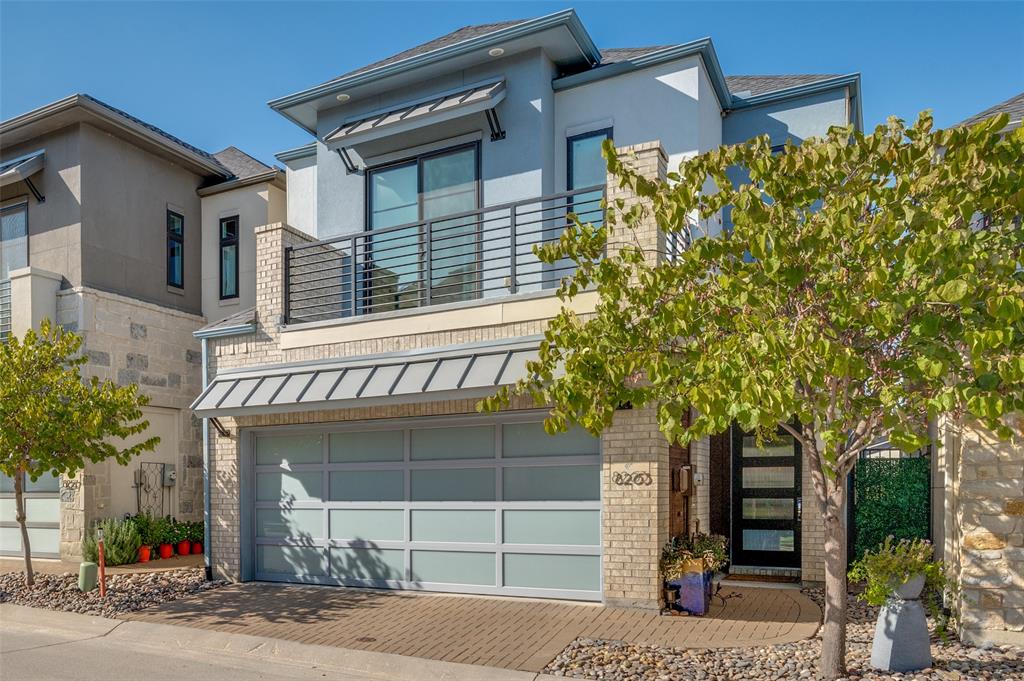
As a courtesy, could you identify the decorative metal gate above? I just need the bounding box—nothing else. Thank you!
[136,462,167,517]
[847,444,932,564]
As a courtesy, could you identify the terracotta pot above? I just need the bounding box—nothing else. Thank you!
[176,540,191,556]
[158,543,174,559]
[137,545,151,563]
[191,541,203,555]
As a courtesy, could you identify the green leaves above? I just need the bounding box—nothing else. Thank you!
[0,320,159,483]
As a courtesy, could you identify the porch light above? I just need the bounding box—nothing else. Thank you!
[488,47,505,57]
[336,93,350,103]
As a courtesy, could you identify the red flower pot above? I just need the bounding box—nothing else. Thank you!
[158,543,174,559]
[138,545,151,563]
[176,540,191,556]
[191,541,203,555]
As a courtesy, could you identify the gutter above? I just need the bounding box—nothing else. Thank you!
[275,142,318,164]
[193,320,256,580]
[197,170,285,197]
[727,73,862,112]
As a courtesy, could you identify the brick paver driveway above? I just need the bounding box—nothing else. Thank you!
[128,583,820,673]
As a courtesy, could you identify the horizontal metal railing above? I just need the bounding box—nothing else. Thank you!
[0,279,11,342]
[285,185,606,324]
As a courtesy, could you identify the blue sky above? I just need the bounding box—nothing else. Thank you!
[2,1,1021,166]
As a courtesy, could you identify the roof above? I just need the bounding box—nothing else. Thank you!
[327,19,528,85]
[725,75,843,97]
[194,306,257,338]
[957,91,1024,129]
[191,336,544,417]
[212,146,275,179]
[598,46,676,65]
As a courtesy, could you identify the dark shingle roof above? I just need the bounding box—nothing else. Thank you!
[957,91,1024,128]
[725,75,843,97]
[598,46,675,64]
[321,19,528,86]
[79,94,230,175]
[213,146,275,179]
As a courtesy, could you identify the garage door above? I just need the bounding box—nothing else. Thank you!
[0,472,61,558]
[249,415,602,600]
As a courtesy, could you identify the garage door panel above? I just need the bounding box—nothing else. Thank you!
[257,508,323,539]
[504,553,600,591]
[410,468,496,501]
[256,434,323,465]
[329,430,403,463]
[331,546,404,581]
[503,510,599,546]
[411,425,495,460]
[256,471,323,502]
[503,423,599,457]
[329,509,404,541]
[412,550,495,586]
[503,465,600,501]
[258,545,326,576]
[411,509,494,543]
[330,470,404,501]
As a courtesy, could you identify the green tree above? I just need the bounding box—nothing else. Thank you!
[483,113,1024,679]
[0,321,158,585]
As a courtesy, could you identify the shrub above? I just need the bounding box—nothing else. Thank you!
[129,512,158,547]
[853,457,930,558]
[660,533,729,580]
[186,521,204,544]
[83,517,142,566]
[150,516,174,546]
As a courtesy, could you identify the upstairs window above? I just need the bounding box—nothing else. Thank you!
[166,210,184,288]
[1,201,28,280]
[219,215,239,299]
[567,128,611,226]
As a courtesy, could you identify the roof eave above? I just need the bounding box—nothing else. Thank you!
[267,9,600,126]
[0,94,229,178]
[551,38,732,110]
[197,169,285,197]
[275,142,318,163]
[728,73,862,112]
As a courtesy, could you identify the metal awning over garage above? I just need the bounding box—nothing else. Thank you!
[324,80,506,149]
[192,337,542,418]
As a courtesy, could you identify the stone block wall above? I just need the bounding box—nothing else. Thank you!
[941,417,1023,646]
[54,286,205,558]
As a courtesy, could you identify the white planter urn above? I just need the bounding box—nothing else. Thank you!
[870,573,932,672]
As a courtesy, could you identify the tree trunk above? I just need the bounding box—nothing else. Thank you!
[13,470,35,586]
[819,482,849,680]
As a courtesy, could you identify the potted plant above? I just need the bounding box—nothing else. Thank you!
[848,537,952,673]
[691,533,729,602]
[172,520,191,556]
[130,513,154,562]
[189,521,204,554]
[660,534,727,616]
[153,516,175,559]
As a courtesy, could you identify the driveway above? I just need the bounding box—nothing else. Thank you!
[127,582,821,673]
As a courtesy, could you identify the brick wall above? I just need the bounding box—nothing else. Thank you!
[55,286,204,558]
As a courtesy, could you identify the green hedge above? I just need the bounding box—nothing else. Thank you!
[853,456,930,559]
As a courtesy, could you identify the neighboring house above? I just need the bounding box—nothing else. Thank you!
[190,9,862,608]
[0,94,283,561]
[932,92,1024,647]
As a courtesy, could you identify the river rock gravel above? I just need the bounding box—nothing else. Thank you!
[545,589,1024,681]
[0,568,224,618]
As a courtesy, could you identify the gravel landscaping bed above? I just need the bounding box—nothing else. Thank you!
[0,568,224,618]
[546,589,1024,681]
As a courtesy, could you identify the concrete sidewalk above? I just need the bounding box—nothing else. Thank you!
[1,604,551,681]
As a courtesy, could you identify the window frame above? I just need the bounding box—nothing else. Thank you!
[0,199,30,281]
[566,127,613,191]
[218,215,240,300]
[166,209,184,289]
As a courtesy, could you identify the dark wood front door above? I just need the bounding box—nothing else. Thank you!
[730,425,802,568]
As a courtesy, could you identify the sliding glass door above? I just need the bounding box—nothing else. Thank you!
[366,144,480,312]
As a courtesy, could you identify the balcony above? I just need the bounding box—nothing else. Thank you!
[284,185,605,325]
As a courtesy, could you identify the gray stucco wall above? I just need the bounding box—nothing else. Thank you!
[78,123,204,314]
[0,123,83,286]
[722,87,850,147]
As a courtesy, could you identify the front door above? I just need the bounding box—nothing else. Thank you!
[730,425,802,568]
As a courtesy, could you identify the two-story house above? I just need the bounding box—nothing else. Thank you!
[0,94,284,561]
[191,9,862,609]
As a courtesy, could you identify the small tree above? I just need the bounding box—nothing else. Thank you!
[483,113,1023,679]
[0,320,158,585]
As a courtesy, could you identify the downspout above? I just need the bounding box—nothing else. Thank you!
[201,337,212,581]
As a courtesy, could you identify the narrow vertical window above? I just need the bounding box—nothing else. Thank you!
[166,210,184,288]
[219,215,239,299]
[1,202,29,280]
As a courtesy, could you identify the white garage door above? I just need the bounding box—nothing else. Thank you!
[0,472,61,558]
[249,415,602,600]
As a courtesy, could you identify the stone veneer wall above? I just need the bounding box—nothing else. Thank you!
[55,286,204,558]
[941,417,1023,646]
[800,450,827,583]
[206,142,680,608]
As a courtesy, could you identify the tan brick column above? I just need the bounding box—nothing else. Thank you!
[600,141,672,609]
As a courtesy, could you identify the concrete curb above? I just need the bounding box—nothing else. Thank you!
[1,604,541,681]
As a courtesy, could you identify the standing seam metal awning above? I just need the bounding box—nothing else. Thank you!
[0,150,45,188]
[323,80,506,148]
[191,339,543,418]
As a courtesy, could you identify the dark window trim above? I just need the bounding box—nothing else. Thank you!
[567,127,613,191]
[166,210,184,289]
[219,215,240,300]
